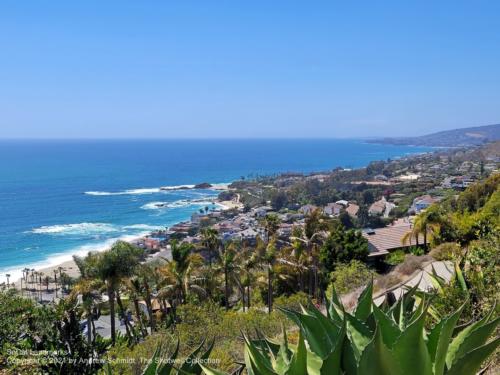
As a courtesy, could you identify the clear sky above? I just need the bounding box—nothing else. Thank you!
[1,1,499,139]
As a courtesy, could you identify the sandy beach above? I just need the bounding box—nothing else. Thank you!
[10,193,242,291]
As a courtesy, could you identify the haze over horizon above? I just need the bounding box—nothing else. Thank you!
[1,1,500,139]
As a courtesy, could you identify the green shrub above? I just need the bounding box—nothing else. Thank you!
[327,260,374,295]
[429,242,462,260]
[386,249,405,265]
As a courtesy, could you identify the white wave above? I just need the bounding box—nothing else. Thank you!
[123,224,164,231]
[0,233,150,284]
[31,223,118,235]
[141,199,217,210]
[84,182,230,196]
[85,188,162,196]
[159,184,195,191]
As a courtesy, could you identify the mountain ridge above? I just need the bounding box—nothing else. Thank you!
[369,123,500,147]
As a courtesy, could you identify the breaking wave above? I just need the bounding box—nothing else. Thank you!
[141,199,218,211]
[31,223,119,235]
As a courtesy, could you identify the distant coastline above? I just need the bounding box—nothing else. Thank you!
[0,139,434,284]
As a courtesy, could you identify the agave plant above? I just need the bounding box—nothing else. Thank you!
[203,283,499,375]
[103,339,214,375]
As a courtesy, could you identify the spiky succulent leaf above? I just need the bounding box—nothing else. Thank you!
[446,308,494,368]
[354,283,373,321]
[427,303,464,375]
[244,334,277,375]
[392,307,433,375]
[280,308,339,359]
[345,313,373,361]
[450,316,500,369]
[454,262,468,293]
[179,339,214,375]
[445,337,500,375]
[199,364,229,375]
[357,326,401,375]
[286,330,308,375]
[372,303,401,348]
[307,318,345,375]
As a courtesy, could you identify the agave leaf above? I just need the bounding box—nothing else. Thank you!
[446,307,495,368]
[450,316,500,369]
[279,308,338,359]
[354,283,373,321]
[286,330,307,375]
[392,307,433,375]
[427,303,464,375]
[372,303,401,348]
[445,337,500,375]
[345,313,373,361]
[157,340,179,375]
[244,334,278,375]
[274,328,291,374]
[179,339,214,375]
[326,287,345,326]
[199,364,229,375]
[357,325,401,375]
[454,262,468,293]
[311,318,345,375]
[142,343,162,375]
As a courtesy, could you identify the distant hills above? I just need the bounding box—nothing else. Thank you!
[370,124,500,147]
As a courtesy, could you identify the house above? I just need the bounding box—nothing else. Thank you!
[362,223,427,258]
[369,198,386,216]
[323,202,343,217]
[345,203,360,218]
[335,199,349,207]
[299,204,317,215]
[253,206,273,218]
[411,195,439,213]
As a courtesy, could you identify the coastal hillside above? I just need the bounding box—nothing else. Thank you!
[370,123,500,147]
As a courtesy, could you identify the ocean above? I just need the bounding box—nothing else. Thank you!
[0,139,431,282]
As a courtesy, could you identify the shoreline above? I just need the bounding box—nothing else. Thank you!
[4,191,241,287]
[1,143,434,288]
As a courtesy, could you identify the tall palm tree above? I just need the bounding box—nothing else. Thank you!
[84,241,143,345]
[402,211,441,250]
[215,240,243,310]
[135,264,157,332]
[125,276,148,338]
[253,236,278,314]
[290,209,328,299]
[262,213,280,241]
[71,278,103,344]
[201,228,219,267]
[158,241,206,311]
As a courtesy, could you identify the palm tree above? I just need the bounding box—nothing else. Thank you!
[53,269,59,298]
[402,211,441,250]
[262,213,280,241]
[158,241,206,310]
[135,264,157,332]
[290,209,328,299]
[201,228,219,267]
[215,240,243,310]
[71,278,103,344]
[125,276,148,338]
[84,241,143,345]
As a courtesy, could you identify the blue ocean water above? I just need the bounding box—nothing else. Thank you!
[0,139,431,282]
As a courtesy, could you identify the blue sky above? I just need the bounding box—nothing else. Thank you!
[1,1,499,139]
